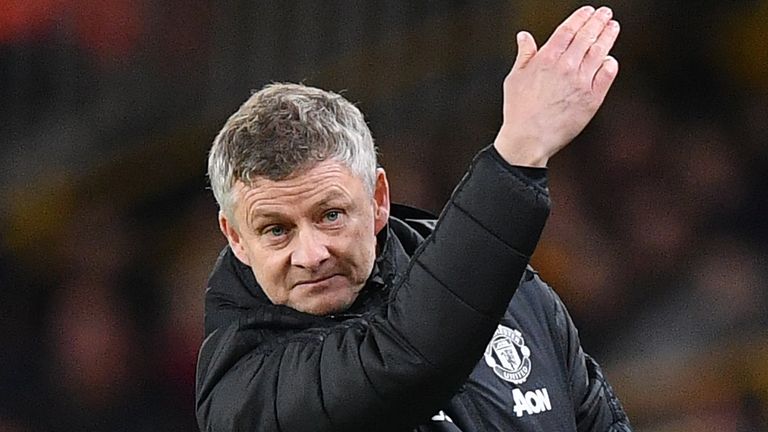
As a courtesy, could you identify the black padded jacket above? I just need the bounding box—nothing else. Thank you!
[195,146,632,431]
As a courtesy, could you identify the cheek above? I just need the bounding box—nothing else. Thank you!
[244,241,291,297]
[341,222,377,275]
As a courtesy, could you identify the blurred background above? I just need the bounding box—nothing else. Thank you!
[1,1,766,431]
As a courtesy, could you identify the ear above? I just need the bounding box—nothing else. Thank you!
[373,168,390,235]
[219,211,252,266]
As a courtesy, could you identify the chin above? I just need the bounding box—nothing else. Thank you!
[297,295,357,316]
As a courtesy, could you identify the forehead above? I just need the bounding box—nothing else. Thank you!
[234,161,366,218]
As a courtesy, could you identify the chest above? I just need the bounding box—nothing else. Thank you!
[424,298,579,432]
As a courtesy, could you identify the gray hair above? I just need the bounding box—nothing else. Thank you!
[208,83,378,221]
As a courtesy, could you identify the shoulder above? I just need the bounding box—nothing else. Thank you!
[386,204,437,255]
[390,203,436,235]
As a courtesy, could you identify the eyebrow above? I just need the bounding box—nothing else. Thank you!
[314,190,354,209]
[247,210,285,230]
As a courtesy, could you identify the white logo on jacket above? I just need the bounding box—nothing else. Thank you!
[430,410,453,423]
[484,325,531,384]
[512,387,552,417]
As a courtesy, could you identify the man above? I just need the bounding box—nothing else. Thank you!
[196,6,631,431]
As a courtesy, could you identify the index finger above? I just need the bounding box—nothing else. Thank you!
[538,6,596,60]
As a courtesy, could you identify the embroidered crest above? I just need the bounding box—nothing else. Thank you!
[484,325,531,384]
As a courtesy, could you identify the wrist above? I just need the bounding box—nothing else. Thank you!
[492,127,549,168]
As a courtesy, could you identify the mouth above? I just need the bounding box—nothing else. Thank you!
[294,274,341,290]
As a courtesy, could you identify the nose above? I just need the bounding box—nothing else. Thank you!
[290,228,330,270]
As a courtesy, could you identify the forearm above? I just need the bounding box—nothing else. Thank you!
[388,144,550,366]
[353,144,551,426]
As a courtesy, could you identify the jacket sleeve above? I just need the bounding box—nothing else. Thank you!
[544,276,633,432]
[195,146,551,432]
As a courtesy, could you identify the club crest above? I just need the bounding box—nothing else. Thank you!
[484,325,531,384]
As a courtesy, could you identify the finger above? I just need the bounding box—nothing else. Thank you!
[561,6,613,68]
[512,31,538,70]
[592,55,619,98]
[539,5,596,60]
[581,20,620,80]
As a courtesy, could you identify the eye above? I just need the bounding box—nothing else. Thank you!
[265,225,286,237]
[322,210,346,225]
[324,210,340,222]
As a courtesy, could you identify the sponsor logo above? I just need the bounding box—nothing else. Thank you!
[512,388,552,417]
[484,325,531,384]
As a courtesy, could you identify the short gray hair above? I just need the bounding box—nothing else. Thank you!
[208,83,378,221]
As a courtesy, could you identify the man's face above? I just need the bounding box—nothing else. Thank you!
[220,161,390,316]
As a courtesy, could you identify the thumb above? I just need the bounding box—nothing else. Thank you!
[513,31,537,70]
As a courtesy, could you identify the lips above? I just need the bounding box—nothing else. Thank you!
[294,274,340,289]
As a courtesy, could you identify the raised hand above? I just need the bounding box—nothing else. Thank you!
[493,6,620,167]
